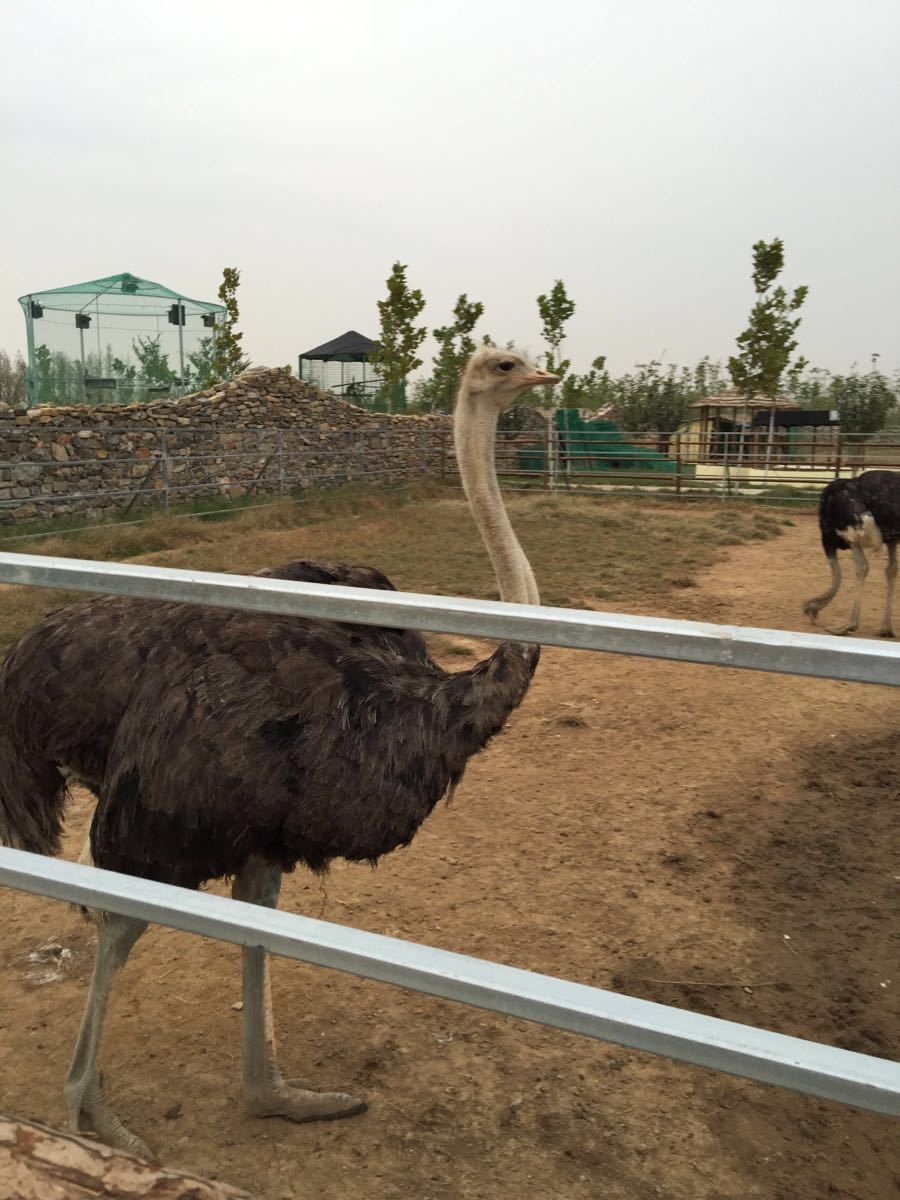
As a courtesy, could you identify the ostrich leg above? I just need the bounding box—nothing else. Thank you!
[64,913,151,1157]
[878,542,897,638]
[829,545,869,635]
[803,552,841,623]
[231,856,366,1124]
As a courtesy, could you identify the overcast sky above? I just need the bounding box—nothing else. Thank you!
[1,0,898,378]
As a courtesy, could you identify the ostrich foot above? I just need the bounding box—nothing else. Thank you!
[802,604,820,625]
[246,1078,366,1124]
[827,622,856,637]
[65,1073,153,1159]
[877,627,895,638]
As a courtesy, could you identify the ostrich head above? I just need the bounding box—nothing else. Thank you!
[457,345,559,408]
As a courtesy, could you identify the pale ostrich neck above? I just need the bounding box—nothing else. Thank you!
[454,397,539,606]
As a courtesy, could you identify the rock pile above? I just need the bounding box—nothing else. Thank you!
[0,367,453,523]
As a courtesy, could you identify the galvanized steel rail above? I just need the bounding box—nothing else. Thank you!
[0,551,898,1118]
[0,553,899,686]
[1,849,898,1116]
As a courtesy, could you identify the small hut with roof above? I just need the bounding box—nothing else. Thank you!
[683,387,840,480]
[688,387,800,465]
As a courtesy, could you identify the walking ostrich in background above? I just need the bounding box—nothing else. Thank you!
[803,469,900,637]
[0,346,558,1158]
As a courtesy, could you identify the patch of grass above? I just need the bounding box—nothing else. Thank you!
[747,483,819,510]
[0,484,796,655]
[0,488,272,545]
[6,483,445,562]
[753,483,817,499]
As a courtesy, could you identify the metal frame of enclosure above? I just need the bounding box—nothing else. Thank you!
[297,329,385,407]
[18,273,225,407]
[0,553,898,1120]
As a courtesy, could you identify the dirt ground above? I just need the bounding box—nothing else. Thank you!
[1,508,898,1200]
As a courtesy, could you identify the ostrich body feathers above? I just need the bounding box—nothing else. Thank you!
[0,559,538,886]
[818,470,900,555]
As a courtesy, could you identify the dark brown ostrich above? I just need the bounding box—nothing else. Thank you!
[0,346,558,1158]
[803,469,900,637]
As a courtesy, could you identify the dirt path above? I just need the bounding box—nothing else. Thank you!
[1,517,897,1200]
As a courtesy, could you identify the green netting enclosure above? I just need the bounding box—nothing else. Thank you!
[18,272,226,406]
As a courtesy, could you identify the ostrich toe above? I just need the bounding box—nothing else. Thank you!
[246,1079,367,1124]
[66,1075,153,1160]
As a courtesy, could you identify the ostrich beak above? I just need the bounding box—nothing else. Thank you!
[517,369,560,387]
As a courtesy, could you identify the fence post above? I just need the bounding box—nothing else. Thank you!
[675,432,682,498]
[834,434,843,480]
[160,429,169,513]
[544,415,554,490]
[721,432,730,501]
[277,429,285,496]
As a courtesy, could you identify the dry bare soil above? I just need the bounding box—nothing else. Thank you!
[0,490,897,1200]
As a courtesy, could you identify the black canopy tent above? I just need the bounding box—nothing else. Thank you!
[297,330,404,410]
[298,330,378,364]
[298,329,380,399]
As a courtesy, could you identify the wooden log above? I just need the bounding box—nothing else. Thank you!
[0,1113,252,1199]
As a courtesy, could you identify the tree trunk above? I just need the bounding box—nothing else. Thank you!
[0,1114,252,1199]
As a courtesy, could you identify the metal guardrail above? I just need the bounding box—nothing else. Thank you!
[0,555,898,1118]
[1,848,897,1116]
[0,553,898,687]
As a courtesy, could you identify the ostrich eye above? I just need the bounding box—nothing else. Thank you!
[498,361,515,372]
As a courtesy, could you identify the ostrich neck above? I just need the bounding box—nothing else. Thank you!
[454,398,539,606]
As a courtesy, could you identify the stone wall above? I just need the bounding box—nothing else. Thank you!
[0,367,454,524]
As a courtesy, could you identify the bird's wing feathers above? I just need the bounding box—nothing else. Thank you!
[256,560,398,591]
